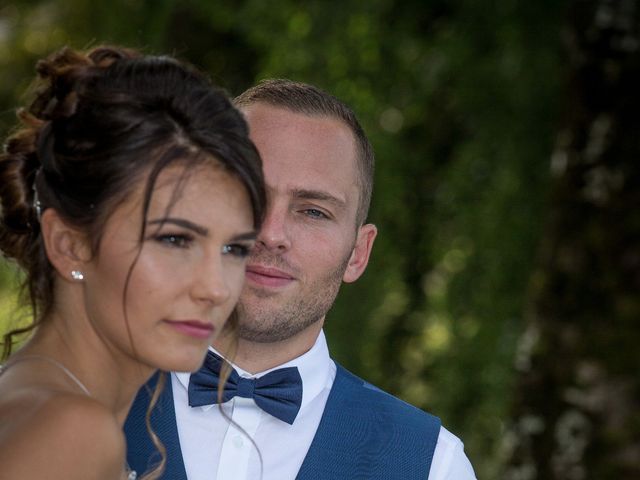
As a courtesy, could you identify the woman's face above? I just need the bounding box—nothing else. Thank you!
[81,163,256,373]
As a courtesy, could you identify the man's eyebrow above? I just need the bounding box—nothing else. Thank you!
[147,218,208,236]
[291,189,346,209]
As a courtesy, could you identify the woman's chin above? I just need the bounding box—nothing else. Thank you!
[160,351,209,374]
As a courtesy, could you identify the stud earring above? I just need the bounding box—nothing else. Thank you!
[71,270,84,281]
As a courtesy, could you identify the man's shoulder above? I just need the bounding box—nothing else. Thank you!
[332,363,441,427]
[297,363,442,478]
[330,365,477,479]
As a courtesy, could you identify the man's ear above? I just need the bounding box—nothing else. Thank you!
[343,223,377,283]
[40,208,92,282]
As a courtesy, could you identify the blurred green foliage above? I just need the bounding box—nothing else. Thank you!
[0,1,570,476]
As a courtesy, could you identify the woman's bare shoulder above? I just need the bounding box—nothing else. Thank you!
[0,389,125,479]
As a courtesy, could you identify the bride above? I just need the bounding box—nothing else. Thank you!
[0,45,265,479]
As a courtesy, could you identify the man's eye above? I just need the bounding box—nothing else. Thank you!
[304,209,328,219]
[222,244,251,258]
[155,234,192,248]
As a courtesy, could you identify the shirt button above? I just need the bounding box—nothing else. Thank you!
[233,434,244,448]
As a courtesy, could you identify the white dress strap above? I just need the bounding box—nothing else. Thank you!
[1,354,91,396]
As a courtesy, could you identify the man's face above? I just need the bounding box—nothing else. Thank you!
[236,104,376,343]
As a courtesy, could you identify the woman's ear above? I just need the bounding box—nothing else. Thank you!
[40,209,91,283]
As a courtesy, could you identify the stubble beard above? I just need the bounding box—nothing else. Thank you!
[236,251,351,343]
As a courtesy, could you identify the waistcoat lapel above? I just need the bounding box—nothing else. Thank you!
[124,372,188,480]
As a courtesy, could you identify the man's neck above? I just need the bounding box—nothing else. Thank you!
[213,322,324,374]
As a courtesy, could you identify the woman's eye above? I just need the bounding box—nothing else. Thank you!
[222,243,251,258]
[155,234,192,248]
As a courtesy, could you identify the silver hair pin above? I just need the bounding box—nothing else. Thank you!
[33,169,42,222]
[33,190,42,221]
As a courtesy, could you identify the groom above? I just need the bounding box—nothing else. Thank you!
[125,80,476,479]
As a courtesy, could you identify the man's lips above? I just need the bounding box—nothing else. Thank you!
[246,265,295,288]
[164,320,214,339]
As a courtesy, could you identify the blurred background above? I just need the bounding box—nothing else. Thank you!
[1,1,639,478]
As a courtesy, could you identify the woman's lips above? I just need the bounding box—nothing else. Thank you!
[164,320,214,339]
[246,265,295,288]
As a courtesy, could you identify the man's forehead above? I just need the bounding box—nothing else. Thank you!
[242,102,359,210]
[242,103,350,140]
[244,105,356,166]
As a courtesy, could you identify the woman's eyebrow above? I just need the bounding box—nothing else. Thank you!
[147,217,208,236]
[231,231,258,241]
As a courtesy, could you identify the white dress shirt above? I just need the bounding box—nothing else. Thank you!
[173,330,476,480]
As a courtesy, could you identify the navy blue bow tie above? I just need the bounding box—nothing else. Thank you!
[188,351,303,425]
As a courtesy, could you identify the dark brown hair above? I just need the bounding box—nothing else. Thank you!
[0,45,266,357]
[234,78,374,226]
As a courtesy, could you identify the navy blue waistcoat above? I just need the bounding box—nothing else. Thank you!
[125,364,441,479]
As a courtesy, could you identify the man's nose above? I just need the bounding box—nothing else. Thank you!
[256,204,291,252]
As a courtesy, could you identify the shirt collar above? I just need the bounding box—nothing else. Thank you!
[175,330,332,411]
